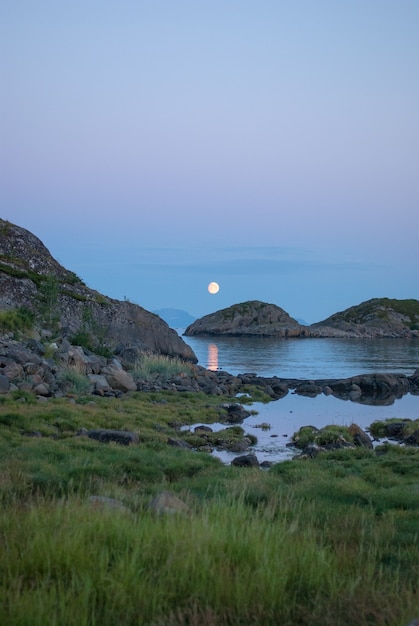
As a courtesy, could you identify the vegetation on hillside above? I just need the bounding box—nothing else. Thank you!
[317,297,419,329]
[0,306,34,334]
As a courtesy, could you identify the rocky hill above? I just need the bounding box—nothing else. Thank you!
[312,298,419,338]
[184,299,419,339]
[0,219,196,361]
[184,301,306,337]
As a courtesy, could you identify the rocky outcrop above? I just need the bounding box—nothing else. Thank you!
[290,423,373,459]
[0,219,196,362]
[185,301,306,337]
[312,298,419,338]
[184,298,419,339]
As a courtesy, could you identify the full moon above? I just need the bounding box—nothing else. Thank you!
[208,281,220,294]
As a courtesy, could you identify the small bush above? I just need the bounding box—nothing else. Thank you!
[57,368,91,395]
[292,424,353,448]
[70,330,112,358]
[0,306,34,333]
[131,353,194,382]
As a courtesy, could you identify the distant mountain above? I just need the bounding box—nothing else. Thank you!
[154,308,196,328]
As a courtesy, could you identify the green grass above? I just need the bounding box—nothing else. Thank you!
[130,353,195,381]
[0,307,34,333]
[57,368,93,394]
[1,392,419,625]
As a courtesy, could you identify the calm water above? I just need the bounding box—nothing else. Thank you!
[182,335,419,379]
[180,333,419,463]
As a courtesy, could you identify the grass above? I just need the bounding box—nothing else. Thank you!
[0,307,34,333]
[1,391,419,625]
[57,368,93,395]
[130,353,195,381]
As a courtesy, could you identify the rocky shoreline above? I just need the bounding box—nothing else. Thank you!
[1,333,419,466]
[1,333,419,404]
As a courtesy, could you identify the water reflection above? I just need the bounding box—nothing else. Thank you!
[207,343,219,371]
[184,336,419,379]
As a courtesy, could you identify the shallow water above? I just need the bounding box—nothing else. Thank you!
[187,392,419,465]
[180,333,419,463]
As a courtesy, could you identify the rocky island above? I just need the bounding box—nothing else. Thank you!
[184,298,419,339]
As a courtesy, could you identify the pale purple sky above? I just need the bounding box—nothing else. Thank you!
[1,1,418,323]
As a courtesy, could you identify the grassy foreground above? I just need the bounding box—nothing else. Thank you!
[1,390,419,626]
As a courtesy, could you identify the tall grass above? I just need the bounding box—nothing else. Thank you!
[57,368,92,394]
[0,490,417,626]
[0,306,34,333]
[131,353,194,382]
[0,393,419,624]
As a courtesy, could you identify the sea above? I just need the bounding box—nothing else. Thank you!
[179,333,419,464]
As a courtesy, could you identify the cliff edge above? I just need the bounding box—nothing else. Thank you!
[0,219,197,362]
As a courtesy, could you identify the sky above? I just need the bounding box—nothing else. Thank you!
[1,0,418,324]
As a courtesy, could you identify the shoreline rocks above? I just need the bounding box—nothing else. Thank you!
[1,334,418,406]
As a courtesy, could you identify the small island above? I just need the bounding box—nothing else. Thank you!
[184,298,419,338]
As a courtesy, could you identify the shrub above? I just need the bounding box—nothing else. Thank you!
[57,368,91,395]
[0,306,34,333]
[131,353,194,382]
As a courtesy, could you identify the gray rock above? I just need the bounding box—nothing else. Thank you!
[3,361,23,380]
[348,423,373,449]
[87,429,139,446]
[295,382,323,397]
[0,374,10,393]
[101,362,137,392]
[33,382,50,397]
[148,491,190,515]
[222,403,251,424]
[88,496,132,514]
[88,374,112,394]
[403,429,419,446]
[231,453,259,467]
[167,437,193,449]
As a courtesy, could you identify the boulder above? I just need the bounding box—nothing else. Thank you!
[85,429,139,446]
[167,437,193,449]
[3,362,23,380]
[403,429,419,446]
[88,374,112,394]
[148,491,190,515]
[294,382,323,397]
[0,374,10,393]
[348,423,373,449]
[231,453,259,467]
[88,496,132,515]
[221,403,251,424]
[101,362,137,392]
[32,382,50,397]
